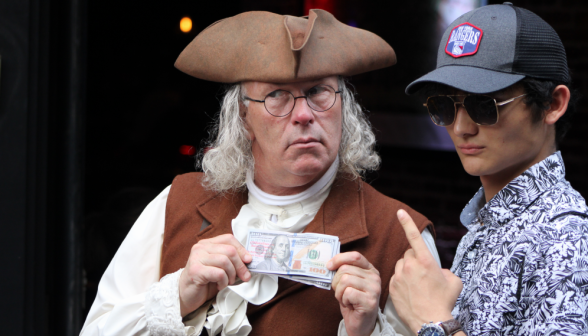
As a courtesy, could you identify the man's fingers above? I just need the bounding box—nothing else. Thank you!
[334,272,380,303]
[327,251,372,271]
[340,286,378,311]
[403,248,416,260]
[332,264,374,290]
[204,244,251,282]
[200,253,238,284]
[397,209,429,256]
[197,265,229,290]
[201,234,252,281]
[393,258,404,282]
[206,234,252,263]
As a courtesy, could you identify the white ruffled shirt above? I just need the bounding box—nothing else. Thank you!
[80,167,440,336]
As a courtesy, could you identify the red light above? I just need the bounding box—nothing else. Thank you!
[304,0,336,15]
[179,145,196,156]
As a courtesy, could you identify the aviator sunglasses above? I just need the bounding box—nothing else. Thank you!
[424,93,527,126]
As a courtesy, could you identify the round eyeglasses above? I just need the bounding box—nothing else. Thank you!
[244,84,342,117]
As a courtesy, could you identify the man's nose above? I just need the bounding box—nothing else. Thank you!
[452,104,478,137]
[290,97,315,125]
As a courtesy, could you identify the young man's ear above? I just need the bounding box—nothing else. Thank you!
[544,85,570,125]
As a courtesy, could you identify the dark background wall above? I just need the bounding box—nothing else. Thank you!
[1,0,586,335]
[0,0,85,335]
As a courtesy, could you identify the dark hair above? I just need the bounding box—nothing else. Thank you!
[416,78,579,147]
[519,77,578,146]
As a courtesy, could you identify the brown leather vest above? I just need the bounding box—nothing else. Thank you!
[161,173,433,335]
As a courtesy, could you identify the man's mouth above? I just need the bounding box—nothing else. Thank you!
[291,137,319,145]
[290,137,320,148]
[457,144,485,155]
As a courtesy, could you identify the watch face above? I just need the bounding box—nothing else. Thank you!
[419,324,446,336]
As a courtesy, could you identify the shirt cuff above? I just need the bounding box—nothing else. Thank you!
[338,309,398,336]
[144,268,187,336]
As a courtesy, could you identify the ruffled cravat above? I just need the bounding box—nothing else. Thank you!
[203,156,339,336]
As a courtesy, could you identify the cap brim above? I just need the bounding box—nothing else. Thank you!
[405,65,525,95]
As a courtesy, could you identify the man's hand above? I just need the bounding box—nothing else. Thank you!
[328,252,381,336]
[179,234,252,317]
[390,210,463,333]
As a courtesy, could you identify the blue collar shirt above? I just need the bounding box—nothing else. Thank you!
[452,151,588,335]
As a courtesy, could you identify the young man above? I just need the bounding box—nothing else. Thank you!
[389,3,587,336]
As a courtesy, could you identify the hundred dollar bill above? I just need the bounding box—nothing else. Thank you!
[245,229,340,282]
[280,241,340,289]
[279,275,332,290]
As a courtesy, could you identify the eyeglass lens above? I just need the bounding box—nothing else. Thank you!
[463,95,498,125]
[264,85,337,117]
[426,95,498,126]
[426,96,457,126]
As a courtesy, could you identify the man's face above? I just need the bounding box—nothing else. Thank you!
[442,85,554,182]
[242,76,342,195]
[273,236,290,263]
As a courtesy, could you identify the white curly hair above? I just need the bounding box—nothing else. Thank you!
[197,77,380,192]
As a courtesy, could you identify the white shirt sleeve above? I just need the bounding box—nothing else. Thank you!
[338,228,441,336]
[80,186,195,336]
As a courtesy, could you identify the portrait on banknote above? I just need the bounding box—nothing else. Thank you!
[254,235,291,272]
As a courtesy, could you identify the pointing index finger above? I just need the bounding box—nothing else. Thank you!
[397,209,429,257]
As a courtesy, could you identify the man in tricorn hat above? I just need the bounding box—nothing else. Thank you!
[80,9,441,336]
[389,3,588,336]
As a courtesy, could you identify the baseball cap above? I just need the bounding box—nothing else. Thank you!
[406,2,570,95]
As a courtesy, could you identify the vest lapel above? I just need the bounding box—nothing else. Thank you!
[194,176,369,245]
[320,176,369,244]
[196,190,247,240]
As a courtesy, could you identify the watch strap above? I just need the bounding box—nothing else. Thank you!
[440,319,462,335]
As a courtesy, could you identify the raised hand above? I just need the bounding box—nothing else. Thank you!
[179,234,252,317]
[389,209,463,333]
[328,252,381,336]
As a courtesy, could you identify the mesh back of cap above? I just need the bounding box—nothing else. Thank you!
[513,7,570,83]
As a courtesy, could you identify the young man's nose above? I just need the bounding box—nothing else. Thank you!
[452,105,479,137]
[290,98,315,125]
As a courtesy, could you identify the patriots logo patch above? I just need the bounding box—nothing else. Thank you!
[445,22,483,58]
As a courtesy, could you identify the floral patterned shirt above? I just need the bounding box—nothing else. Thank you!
[451,152,588,335]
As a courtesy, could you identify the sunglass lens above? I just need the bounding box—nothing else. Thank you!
[426,96,455,126]
[464,95,498,125]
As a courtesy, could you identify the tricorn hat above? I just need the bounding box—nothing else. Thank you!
[175,9,397,83]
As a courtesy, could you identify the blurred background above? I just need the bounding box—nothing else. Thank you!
[1,0,587,334]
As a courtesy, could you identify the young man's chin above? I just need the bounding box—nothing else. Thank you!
[458,156,491,177]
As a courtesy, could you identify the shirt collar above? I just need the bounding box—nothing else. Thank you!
[460,151,566,228]
[196,174,369,245]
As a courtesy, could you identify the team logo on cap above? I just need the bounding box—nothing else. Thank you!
[445,22,483,58]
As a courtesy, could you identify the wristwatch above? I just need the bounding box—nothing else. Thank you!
[417,319,462,336]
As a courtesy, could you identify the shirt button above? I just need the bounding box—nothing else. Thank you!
[468,251,476,259]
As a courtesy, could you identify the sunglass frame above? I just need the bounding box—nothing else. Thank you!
[423,93,527,126]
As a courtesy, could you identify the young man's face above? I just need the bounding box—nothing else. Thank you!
[442,84,554,181]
